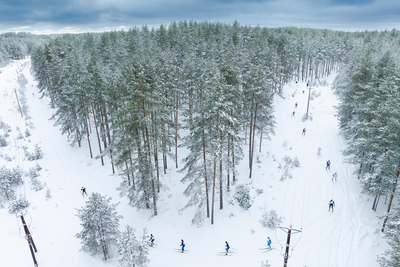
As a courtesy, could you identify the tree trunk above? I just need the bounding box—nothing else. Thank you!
[142,99,157,216]
[91,102,104,165]
[162,123,167,174]
[227,132,230,192]
[249,99,254,169]
[250,101,258,178]
[103,105,115,174]
[129,148,135,189]
[175,90,179,169]
[211,110,219,225]
[381,162,400,232]
[219,131,223,210]
[84,117,93,158]
[201,97,210,218]
[152,111,160,192]
[232,135,236,183]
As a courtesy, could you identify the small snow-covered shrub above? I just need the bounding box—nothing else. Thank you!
[280,168,293,181]
[11,167,23,185]
[260,209,283,228]
[31,177,44,191]
[0,135,8,147]
[0,120,11,132]
[191,208,205,227]
[256,188,263,195]
[8,197,29,214]
[35,163,42,171]
[45,187,52,200]
[282,140,288,148]
[28,167,44,191]
[4,154,12,161]
[280,156,300,181]
[302,113,313,122]
[18,73,28,87]
[28,167,39,178]
[234,184,252,210]
[25,128,31,137]
[292,157,300,167]
[261,260,271,267]
[24,144,43,161]
[16,132,24,140]
[34,144,43,159]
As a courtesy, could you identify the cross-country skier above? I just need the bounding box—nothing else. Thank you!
[149,234,155,246]
[326,160,331,170]
[292,111,295,117]
[180,239,185,253]
[81,187,87,197]
[317,147,322,157]
[302,128,306,135]
[225,241,230,255]
[332,172,338,181]
[329,199,335,212]
[295,102,298,108]
[267,237,272,250]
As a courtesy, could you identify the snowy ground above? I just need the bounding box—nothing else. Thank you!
[0,59,389,267]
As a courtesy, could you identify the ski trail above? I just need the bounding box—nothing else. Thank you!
[24,61,88,266]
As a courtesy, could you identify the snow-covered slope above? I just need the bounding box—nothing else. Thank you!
[0,59,388,267]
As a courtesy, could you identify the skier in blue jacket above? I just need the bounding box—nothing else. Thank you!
[326,160,331,170]
[225,241,230,255]
[267,237,272,249]
[180,239,185,252]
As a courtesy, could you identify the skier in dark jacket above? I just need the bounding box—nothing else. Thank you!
[81,187,87,196]
[149,234,155,246]
[329,199,335,212]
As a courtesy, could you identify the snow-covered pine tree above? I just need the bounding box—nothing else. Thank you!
[377,196,400,267]
[117,225,150,267]
[242,41,274,178]
[0,166,23,203]
[75,192,122,260]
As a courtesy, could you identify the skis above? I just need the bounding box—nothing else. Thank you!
[262,248,276,253]
[173,249,188,254]
[259,247,275,253]
[217,253,232,256]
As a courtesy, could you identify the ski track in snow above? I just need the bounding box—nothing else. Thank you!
[0,60,389,267]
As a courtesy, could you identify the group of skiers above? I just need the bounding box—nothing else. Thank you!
[146,235,272,255]
[292,102,307,136]
[323,154,337,212]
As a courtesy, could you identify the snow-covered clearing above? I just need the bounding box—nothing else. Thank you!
[0,59,388,267]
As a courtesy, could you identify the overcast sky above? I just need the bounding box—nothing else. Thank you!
[0,0,399,34]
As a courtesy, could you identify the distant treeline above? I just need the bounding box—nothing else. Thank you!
[0,32,50,67]
[31,21,364,225]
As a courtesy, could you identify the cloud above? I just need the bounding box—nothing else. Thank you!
[0,0,399,33]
